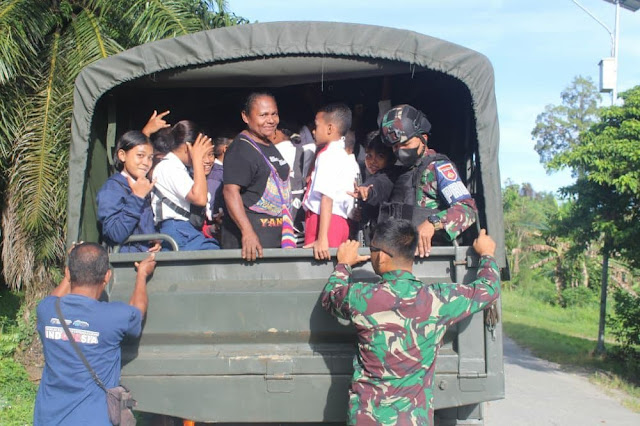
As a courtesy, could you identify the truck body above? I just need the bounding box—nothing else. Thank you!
[68,22,506,424]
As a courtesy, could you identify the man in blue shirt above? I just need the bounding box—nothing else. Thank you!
[34,243,155,425]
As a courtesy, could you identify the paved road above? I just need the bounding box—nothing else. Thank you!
[484,337,640,426]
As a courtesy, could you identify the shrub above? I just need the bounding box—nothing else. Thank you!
[608,290,640,357]
[0,289,35,358]
[561,286,597,308]
[517,274,558,306]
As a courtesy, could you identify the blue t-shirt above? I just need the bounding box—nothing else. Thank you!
[34,294,142,425]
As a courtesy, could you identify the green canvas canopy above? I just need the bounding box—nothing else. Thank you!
[68,21,504,265]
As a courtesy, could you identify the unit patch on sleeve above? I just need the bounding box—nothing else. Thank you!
[435,162,472,204]
[436,163,458,181]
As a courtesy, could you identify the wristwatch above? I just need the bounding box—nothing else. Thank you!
[427,214,443,231]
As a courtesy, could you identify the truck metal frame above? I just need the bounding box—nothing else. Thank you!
[109,247,503,424]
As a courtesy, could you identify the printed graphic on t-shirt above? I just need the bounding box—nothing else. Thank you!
[435,162,471,204]
[45,316,100,344]
[269,156,288,167]
[259,217,283,227]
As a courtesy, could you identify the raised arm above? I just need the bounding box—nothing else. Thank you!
[142,110,170,137]
[129,254,156,316]
[434,230,500,326]
[186,133,211,207]
[321,240,370,319]
[50,267,71,298]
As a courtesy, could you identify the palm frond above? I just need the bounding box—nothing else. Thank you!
[9,29,70,251]
[530,256,556,269]
[1,0,246,296]
[65,6,124,75]
[126,0,211,44]
[200,0,248,27]
[0,83,26,166]
[528,244,556,254]
[0,0,55,84]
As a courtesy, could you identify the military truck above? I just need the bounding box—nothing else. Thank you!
[67,22,507,425]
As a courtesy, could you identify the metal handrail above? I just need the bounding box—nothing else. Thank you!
[112,233,179,253]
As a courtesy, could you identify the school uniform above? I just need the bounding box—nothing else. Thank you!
[303,139,358,247]
[151,152,219,251]
[96,172,155,253]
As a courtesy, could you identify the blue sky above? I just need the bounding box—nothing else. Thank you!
[229,0,640,194]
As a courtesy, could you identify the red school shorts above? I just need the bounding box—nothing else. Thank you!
[304,210,350,247]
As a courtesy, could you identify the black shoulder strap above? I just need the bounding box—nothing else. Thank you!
[55,298,108,392]
[412,152,450,189]
[152,187,191,219]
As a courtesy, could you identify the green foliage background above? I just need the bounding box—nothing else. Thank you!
[0,0,247,302]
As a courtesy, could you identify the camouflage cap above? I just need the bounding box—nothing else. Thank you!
[380,104,431,146]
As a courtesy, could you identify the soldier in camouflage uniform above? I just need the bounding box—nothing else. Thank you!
[379,104,478,258]
[322,219,500,425]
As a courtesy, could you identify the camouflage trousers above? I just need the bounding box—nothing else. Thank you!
[347,379,434,425]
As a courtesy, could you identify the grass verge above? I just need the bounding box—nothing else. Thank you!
[502,290,640,412]
[0,358,37,424]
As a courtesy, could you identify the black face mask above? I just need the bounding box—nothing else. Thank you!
[396,146,421,167]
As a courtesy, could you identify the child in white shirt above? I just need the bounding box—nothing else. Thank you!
[151,120,218,251]
[303,103,357,260]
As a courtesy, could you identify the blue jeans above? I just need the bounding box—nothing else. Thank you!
[159,219,220,251]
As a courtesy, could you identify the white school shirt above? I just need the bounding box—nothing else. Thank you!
[303,139,358,219]
[274,140,297,179]
[151,152,193,224]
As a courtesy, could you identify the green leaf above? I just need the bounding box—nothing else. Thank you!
[0,0,55,84]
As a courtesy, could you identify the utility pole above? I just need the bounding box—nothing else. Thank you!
[572,0,639,105]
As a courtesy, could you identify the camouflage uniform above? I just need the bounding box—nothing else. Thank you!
[416,148,477,241]
[321,257,500,425]
[380,104,478,241]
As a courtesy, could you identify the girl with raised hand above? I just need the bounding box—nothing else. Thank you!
[151,120,219,251]
[97,131,161,253]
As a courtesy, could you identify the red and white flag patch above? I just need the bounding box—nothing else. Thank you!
[437,163,458,181]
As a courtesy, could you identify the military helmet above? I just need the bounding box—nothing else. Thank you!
[380,104,431,146]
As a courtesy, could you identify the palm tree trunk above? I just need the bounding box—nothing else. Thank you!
[512,248,520,275]
[555,261,563,305]
[581,259,589,287]
[595,239,611,355]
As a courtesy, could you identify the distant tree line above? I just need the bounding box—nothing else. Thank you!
[506,76,640,361]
